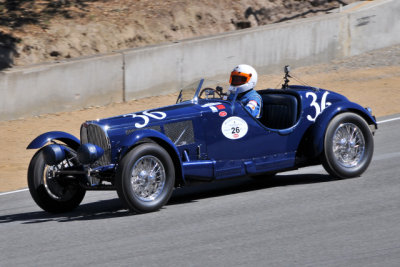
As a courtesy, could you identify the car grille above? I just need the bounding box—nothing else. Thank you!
[80,123,111,166]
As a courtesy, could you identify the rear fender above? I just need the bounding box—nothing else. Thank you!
[27,131,80,150]
[309,101,377,156]
[120,129,185,185]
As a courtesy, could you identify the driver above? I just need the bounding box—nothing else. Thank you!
[228,64,262,118]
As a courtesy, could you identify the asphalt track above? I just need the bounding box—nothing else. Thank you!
[1,114,400,267]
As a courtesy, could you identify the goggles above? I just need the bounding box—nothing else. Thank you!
[229,71,252,86]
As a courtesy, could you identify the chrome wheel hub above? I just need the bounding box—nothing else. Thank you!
[130,156,166,202]
[333,123,365,168]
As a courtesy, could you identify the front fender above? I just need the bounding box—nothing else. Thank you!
[27,131,80,150]
[310,101,377,156]
[120,129,184,184]
[120,129,179,157]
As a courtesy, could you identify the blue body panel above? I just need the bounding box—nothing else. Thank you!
[200,100,298,178]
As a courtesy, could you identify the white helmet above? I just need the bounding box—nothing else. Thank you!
[228,64,258,94]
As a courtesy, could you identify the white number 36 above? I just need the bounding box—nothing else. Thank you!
[125,110,167,128]
[306,91,331,122]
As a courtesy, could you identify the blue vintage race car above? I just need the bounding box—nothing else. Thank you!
[27,70,377,213]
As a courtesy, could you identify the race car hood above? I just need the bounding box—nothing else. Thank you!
[87,101,223,131]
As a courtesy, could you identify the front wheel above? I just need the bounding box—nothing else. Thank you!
[322,112,374,179]
[28,148,86,213]
[115,143,175,213]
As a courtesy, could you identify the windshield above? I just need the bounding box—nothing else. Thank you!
[175,79,230,104]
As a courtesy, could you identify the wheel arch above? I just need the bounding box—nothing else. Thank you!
[120,129,185,187]
[298,101,377,159]
[27,131,80,151]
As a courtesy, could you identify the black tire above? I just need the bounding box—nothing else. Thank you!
[322,112,374,179]
[27,148,86,213]
[115,143,175,213]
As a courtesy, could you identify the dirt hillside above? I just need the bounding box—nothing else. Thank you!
[0,0,357,68]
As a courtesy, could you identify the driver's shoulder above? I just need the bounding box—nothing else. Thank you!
[245,89,262,103]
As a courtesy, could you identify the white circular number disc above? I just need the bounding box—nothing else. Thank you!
[221,116,248,140]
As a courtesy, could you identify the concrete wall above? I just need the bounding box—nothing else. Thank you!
[0,53,123,120]
[0,0,399,121]
[123,12,347,100]
[346,0,400,56]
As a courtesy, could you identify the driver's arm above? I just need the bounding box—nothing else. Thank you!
[244,98,262,118]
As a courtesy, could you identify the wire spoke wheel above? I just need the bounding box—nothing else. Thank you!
[332,123,365,168]
[116,143,175,213]
[322,113,374,179]
[130,156,166,202]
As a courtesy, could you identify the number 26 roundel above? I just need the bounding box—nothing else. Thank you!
[221,116,249,140]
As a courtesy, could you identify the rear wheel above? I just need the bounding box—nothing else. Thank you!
[322,112,374,178]
[28,148,86,213]
[116,143,175,213]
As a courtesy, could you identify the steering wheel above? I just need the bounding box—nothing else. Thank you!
[199,88,222,99]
